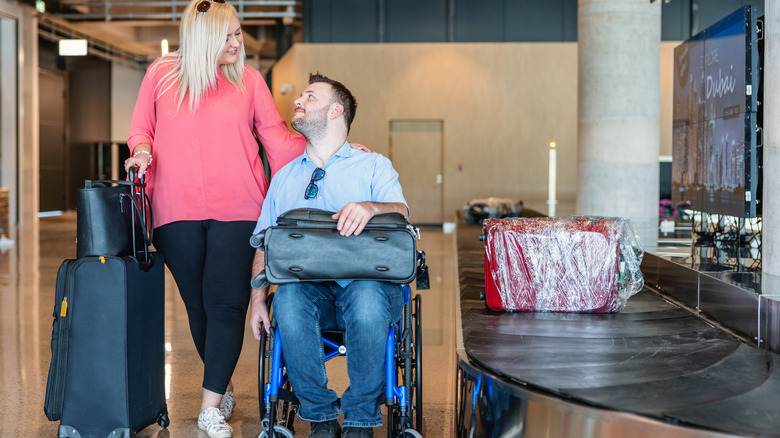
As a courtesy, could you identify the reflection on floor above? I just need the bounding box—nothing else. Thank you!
[0,212,456,437]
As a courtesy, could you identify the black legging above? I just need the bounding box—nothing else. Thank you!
[153,220,255,394]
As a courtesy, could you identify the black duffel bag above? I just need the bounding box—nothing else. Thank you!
[250,208,428,290]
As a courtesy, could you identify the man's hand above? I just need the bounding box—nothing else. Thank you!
[249,248,271,339]
[332,202,408,236]
[250,288,271,339]
[332,202,376,236]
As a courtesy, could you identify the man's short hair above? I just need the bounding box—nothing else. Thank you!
[309,73,357,133]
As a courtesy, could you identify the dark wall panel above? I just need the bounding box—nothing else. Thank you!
[330,0,378,42]
[385,0,448,42]
[303,0,763,44]
[303,0,330,43]
[67,57,110,209]
[505,0,568,42]
[39,39,65,71]
[661,0,692,41]
[561,0,578,41]
[453,0,504,42]
[304,0,379,42]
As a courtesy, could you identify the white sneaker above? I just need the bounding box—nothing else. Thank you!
[219,391,236,421]
[198,406,233,438]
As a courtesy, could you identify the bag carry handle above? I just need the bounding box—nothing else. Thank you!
[126,167,154,265]
[277,208,409,229]
[84,178,142,189]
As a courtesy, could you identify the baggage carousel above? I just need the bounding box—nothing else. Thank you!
[454,217,780,437]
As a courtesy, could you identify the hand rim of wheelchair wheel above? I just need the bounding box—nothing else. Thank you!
[401,429,423,438]
[257,423,295,438]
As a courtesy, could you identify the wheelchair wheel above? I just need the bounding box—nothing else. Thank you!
[412,294,423,432]
[388,408,415,438]
[257,421,294,438]
[259,327,269,418]
[259,293,299,436]
[401,429,423,438]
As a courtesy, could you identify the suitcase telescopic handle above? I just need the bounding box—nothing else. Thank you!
[128,166,152,265]
[250,271,269,290]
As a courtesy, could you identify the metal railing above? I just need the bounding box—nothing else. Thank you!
[46,0,301,22]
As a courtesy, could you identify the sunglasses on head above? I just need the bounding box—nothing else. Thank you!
[304,168,325,200]
[197,0,225,14]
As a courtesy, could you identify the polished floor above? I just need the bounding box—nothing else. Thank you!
[0,212,456,437]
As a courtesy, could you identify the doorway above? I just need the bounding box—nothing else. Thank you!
[389,119,444,224]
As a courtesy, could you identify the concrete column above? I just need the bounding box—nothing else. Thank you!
[577,0,661,250]
[763,3,780,275]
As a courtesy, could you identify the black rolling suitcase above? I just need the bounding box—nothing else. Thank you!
[44,170,169,438]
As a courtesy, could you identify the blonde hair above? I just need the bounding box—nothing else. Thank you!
[153,0,246,111]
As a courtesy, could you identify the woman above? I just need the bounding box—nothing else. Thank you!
[125,1,307,436]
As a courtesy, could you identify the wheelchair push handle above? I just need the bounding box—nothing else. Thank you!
[250,230,266,250]
[251,271,269,290]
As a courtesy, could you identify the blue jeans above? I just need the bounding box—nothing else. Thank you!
[273,281,404,428]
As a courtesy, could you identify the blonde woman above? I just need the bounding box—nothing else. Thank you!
[125,0,309,436]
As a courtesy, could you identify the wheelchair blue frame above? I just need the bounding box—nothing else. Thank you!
[259,285,422,438]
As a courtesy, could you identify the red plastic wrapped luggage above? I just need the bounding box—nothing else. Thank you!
[483,216,644,313]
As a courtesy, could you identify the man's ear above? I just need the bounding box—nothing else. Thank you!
[330,104,344,119]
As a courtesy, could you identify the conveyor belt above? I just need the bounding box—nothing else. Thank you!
[456,218,780,437]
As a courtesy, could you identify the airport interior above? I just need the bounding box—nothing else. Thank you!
[2,0,780,437]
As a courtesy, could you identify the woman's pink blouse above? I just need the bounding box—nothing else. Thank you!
[128,58,305,228]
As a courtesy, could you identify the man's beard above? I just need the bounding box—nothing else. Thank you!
[291,107,328,139]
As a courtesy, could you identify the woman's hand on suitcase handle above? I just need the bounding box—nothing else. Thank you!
[125,144,153,176]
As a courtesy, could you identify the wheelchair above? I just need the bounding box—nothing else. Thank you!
[257,284,424,438]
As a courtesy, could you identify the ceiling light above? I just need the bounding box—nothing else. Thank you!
[59,39,88,56]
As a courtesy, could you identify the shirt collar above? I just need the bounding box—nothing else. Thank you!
[333,141,353,158]
[301,141,352,167]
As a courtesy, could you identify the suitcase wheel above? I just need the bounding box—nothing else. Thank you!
[157,410,170,429]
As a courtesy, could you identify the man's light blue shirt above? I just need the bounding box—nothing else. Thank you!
[254,141,407,235]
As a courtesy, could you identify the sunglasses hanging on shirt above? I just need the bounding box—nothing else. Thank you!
[304,168,325,200]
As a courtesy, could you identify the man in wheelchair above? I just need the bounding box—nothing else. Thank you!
[249,73,409,438]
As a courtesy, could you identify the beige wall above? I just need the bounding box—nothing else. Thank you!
[272,42,679,221]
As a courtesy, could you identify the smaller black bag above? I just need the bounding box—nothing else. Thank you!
[250,208,428,289]
[461,197,523,224]
[76,170,152,259]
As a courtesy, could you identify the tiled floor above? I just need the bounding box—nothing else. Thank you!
[0,212,456,437]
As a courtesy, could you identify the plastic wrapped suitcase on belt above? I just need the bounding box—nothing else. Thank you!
[482,216,644,313]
